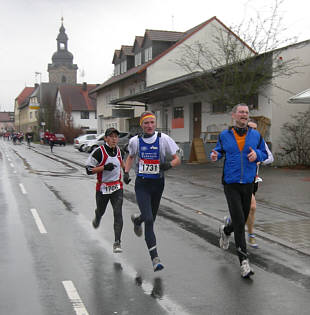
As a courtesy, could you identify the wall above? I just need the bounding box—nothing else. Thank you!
[72,111,97,131]
[268,42,310,162]
[146,19,254,87]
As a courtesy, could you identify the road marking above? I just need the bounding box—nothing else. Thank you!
[30,208,47,234]
[62,280,89,315]
[19,183,27,194]
[10,163,14,168]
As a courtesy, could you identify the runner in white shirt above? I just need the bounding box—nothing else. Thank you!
[124,111,181,271]
[246,121,274,248]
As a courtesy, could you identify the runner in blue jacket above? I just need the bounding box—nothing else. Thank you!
[211,103,267,278]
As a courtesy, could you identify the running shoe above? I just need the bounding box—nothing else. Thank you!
[219,216,231,250]
[131,213,143,237]
[113,241,122,253]
[152,257,164,272]
[248,234,259,248]
[240,259,254,278]
[92,209,101,229]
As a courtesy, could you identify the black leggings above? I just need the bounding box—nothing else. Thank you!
[96,189,123,242]
[135,177,165,259]
[223,183,254,263]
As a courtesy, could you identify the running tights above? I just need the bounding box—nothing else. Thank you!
[135,176,165,260]
[96,189,123,242]
[223,183,254,263]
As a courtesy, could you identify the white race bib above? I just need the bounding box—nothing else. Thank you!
[100,183,121,194]
[138,160,160,174]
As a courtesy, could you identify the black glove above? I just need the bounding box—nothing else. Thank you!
[160,162,172,171]
[104,163,115,171]
[123,172,131,184]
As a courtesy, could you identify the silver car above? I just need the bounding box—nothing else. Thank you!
[85,132,129,153]
[73,134,97,151]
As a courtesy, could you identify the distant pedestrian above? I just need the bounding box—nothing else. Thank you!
[124,111,181,271]
[49,139,54,153]
[85,128,125,253]
[211,103,268,278]
[26,132,32,148]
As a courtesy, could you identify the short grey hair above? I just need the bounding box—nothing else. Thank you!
[231,103,249,113]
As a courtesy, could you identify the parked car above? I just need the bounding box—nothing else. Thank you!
[73,134,97,151]
[85,132,129,153]
[50,133,66,146]
[117,132,137,154]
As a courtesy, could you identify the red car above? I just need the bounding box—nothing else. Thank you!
[49,133,66,146]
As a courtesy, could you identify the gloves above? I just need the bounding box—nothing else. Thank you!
[104,163,115,171]
[123,172,131,184]
[160,162,172,171]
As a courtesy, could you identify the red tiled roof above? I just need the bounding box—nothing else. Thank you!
[0,112,13,122]
[120,45,134,56]
[16,87,35,106]
[90,63,147,93]
[138,16,256,74]
[59,84,97,112]
[134,36,144,48]
[112,50,121,63]
[144,29,184,42]
[94,16,256,93]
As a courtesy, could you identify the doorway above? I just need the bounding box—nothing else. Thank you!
[193,102,201,138]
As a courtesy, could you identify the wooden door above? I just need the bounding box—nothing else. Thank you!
[193,102,201,138]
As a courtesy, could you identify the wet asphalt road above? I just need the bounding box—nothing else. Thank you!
[0,140,309,315]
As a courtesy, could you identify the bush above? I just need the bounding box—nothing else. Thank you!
[278,109,310,166]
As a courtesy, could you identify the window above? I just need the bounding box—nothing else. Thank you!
[61,75,67,83]
[144,47,152,62]
[114,64,120,76]
[81,111,89,119]
[247,94,259,110]
[173,107,184,119]
[135,52,142,66]
[172,106,184,129]
[212,100,227,113]
[120,60,127,73]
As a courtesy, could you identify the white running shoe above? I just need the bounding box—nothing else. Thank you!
[240,259,254,278]
[113,241,122,253]
[152,257,164,272]
[219,216,231,250]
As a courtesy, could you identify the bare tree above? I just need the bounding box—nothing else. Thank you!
[277,109,310,166]
[175,0,302,109]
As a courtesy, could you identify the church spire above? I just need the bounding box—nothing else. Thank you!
[47,18,78,84]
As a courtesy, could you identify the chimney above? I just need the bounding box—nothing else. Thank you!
[82,82,87,91]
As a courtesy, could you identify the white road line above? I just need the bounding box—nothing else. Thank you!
[19,183,27,194]
[10,163,14,168]
[30,209,47,234]
[62,280,89,315]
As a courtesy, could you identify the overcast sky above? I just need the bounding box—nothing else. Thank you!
[0,0,309,111]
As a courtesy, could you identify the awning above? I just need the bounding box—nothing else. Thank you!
[110,71,203,105]
[288,89,310,104]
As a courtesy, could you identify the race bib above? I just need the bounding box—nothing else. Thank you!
[139,160,160,174]
[100,182,121,194]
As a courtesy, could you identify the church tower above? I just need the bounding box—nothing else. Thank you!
[48,18,78,84]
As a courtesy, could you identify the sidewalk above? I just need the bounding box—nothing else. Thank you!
[125,161,310,256]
